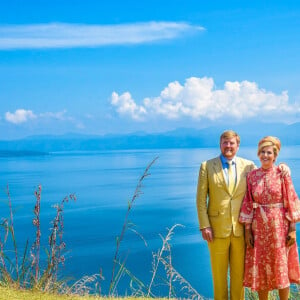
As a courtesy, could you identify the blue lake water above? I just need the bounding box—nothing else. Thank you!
[0,146,300,298]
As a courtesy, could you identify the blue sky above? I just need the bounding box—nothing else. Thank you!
[1,0,300,139]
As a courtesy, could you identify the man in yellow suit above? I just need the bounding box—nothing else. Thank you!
[196,130,255,300]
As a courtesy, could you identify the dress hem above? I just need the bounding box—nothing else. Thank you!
[244,283,290,291]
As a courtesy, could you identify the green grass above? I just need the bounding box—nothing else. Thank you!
[1,285,299,300]
[0,286,172,300]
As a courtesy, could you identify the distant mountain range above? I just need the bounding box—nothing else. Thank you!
[0,122,299,153]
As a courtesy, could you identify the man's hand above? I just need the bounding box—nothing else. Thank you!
[245,228,254,248]
[201,227,214,242]
[278,163,291,177]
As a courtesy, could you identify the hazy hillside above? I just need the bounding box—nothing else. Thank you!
[0,122,299,152]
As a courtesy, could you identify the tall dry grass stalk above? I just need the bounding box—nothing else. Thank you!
[31,185,41,282]
[106,157,205,299]
[147,224,204,299]
[109,156,158,295]
[0,184,76,292]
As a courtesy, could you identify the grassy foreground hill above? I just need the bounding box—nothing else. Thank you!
[0,286,172,300]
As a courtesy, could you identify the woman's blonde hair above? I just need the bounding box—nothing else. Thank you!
[257,136,281,158]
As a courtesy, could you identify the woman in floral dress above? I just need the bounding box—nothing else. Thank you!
[239,136,300,300]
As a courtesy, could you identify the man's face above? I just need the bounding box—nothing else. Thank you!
[220,137,239,160]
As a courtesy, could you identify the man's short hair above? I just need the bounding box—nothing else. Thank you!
[220,130,240,146]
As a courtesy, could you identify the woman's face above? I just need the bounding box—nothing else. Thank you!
[259,145,276,169]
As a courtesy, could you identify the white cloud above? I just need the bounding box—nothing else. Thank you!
[111,77,300,122]
[0,22,204,50]
[111,92,146,120]
[5,109,37,124]
[39,110,72,121]
[5,109,75,125]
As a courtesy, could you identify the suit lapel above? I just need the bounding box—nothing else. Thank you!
[213,156,243,196]
[212,157,228,191]
[233,157,243,195]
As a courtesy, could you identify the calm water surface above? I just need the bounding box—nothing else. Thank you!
[0,146,300,298]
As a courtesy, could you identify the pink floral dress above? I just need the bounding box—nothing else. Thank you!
[239,166,300,291]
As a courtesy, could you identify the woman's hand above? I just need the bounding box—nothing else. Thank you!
[286,223,296,247]
[278,163,291,177]
[245,228,254,248]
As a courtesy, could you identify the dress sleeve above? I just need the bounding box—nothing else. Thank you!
[282,174,300,223]
[239,173,254,224]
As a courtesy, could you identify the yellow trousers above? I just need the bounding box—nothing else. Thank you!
[208,233,245,300]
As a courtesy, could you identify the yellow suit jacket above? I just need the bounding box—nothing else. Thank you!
[196,156,256,238]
